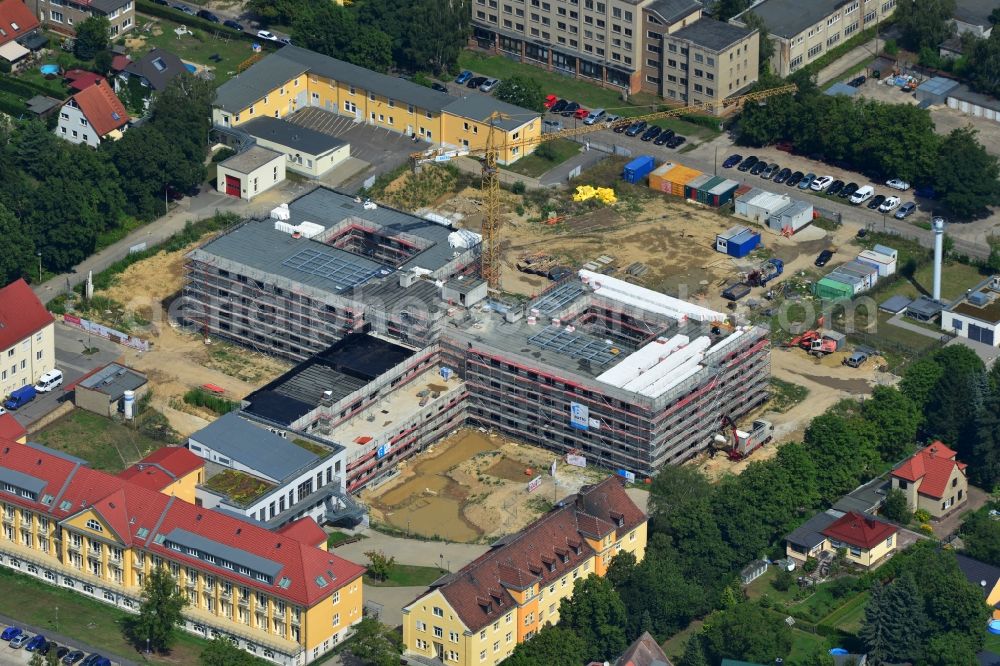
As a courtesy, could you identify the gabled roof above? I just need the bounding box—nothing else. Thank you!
[68,79,129,137]
[0,412,26,442]
[821,511,897,550]
[117,446,203,491]
[616,631,673,666]
[123,48,185,91]
[786,510,839,549]
[276,517,328,549]
[0,437,364,606]
[891,442,967,499]
[0,279,54,352]
[0,0,39,47]
[407,477,647,633]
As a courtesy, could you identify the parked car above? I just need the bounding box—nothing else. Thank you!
[761,163,779,179]
[850,184,873,204]
[894,201,917,219]
[431,82,448,92]
[810,175,834,191]
[4,384,35,410]
[848,75,866,87]
[798,173,816,189]
[39,641,57,656]
[722,154,743,169]
[26,635,47,652]
[773,168,792,183]
[844,350,870,367]
[256,29,276,40]
[2,627,22,641]
[550,99,568,114]
[542,119,564,133]
[55,646,70,660]
[653,131,672,146]
[455,71,474,85]
[737,156,759,172]
[624,120,648,137]
[573,106,589,119]
[172,2,194,13]
[583,108,605,125]
[62,650,85,664]
[886,178,910,191]
[840,182,860,199]
[826,180,845,196]
[612,119,629,133]
[814,249,834,267]
[786,171,804,187]
[867,194,887,210]
[479,78,500,93]
[749,160,768,176]
[10,633,30,649]
[603,114,621,127]
[543,94,558,108]
[467,76,487,89]
[665,135,686,148]
[196,9,219,21]
[879,196,901,212]
[640,126,662,142]
[223,18,244,30]
[561,101,580,117]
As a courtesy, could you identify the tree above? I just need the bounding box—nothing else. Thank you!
[741,12,774,72]
[494,75,546,111]
[402,0,470,74]
[900,355,945,408]
[678,635,709,666]
[972,392,1000,488]
[923,631,979,666]
[506,626,588,666]
[716,0,751,21]
[804,413,880,502]
[0,202,35,284]
[933,126,1000,219]
[365,550,396,581]
[961,508,1000,566]
[351,28,394,74]
[200,636,269,665]
[605,549,637,589]
[861,386,921,462]
[879,573,928,662]
[860,581,891,665]
[94,49,113,74]
[894,0,956,52]
[701,602,792,664]
[348,617,402,666]
[881,488,913,524]
[558,575,629,662]
[74,16,111,60]
[925,345,987,456]
[127,565,188,652]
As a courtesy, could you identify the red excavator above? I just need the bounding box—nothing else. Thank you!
[785,330,820,349]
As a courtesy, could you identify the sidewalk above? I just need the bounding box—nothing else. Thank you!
[332,530,489,572]
[887,312,946,340]
[0,610,142,666]
[816,37,879,84]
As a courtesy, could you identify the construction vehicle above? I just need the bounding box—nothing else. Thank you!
[713,416,774,460]
[809,338,838,356]
[410,84,798,290]
[747,258,784,288]
[785,330,820,349]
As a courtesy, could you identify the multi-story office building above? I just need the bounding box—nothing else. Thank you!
[36,0,134,37]
[731,0,897,77]
[0,440,365,665]
[402,477,647,665]
[641,16,758,111]
[0,279,55,400]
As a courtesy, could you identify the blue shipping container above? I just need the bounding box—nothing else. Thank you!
[622,155,656,184]
[728,229,761,258]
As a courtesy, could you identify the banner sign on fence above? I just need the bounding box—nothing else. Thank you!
[566,454,587,468]
[63,314,150,352]
[128,242,148,255]
[616,469,636,483]
[527,475,543,493]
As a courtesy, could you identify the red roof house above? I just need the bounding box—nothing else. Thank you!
[0,412,26,442]
[58,79,129,145]
[891,441,969,517]
[117,446,205,495]
[0,0,39,47]
[820,511,898,568]
[64,69,105,92]
[0,278,54,352]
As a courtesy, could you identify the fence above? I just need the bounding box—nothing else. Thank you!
[63,314,151,351]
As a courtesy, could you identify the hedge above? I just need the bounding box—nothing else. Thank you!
[183,388,239,415]
[0,75,60,99]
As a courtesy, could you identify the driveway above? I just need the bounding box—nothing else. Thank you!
[932,485,989,540]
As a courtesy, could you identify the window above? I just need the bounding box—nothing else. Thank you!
[433,606,444,617]
[449,631,459,642]
[332,613,340,627]
[849,546,862,557]
[886,535,894,547]
[434,626,444,638]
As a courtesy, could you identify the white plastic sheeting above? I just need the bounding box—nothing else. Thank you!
[270,203,291,221]
[273,220,325,238]
[594,334,689,386]
[579,269,726,323]
[620,337,711,393]
[448,229,482,249]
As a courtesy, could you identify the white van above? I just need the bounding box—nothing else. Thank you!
[35,369,63,392]
[583,108,606,125]
[849,185,875,205]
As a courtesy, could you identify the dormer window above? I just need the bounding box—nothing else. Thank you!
[611,511,625,528]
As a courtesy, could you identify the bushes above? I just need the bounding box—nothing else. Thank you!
[183,388,239,415]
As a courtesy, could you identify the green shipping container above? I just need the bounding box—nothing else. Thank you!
[697,176,727,204]
[814,277,854,301]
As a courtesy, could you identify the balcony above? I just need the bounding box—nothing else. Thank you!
[221,588,233,600]
[273,607,286,620]
[2,514,13,524]
[238,596,249,607]
[67,541,82,552]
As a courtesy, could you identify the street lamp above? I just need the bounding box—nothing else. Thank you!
[37,252,42,283]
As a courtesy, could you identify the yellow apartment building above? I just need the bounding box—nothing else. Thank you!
[117,446,205,504]
[212,45,540,165]
[402,477,647,665]
[0,440,365,665]
[0,278,55,400]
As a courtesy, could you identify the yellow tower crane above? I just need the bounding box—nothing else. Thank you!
[412,83,797,290]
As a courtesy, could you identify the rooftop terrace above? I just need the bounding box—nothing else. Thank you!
[203,468,276,506]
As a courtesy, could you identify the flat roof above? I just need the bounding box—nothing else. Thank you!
[77,363,148,401]
[916,76,960,96]
[951,296,1000,324]
[672,19,755,51]
[953,0,996,27]
[240,116,348,155]
[733,0,852,39]
[786,510,840,549]
[948,84,1000,113]
[879,295,912,313]
[832,477,889,514]
[189,412,321,481]
[908,295,945,317]
[219,145,284,174]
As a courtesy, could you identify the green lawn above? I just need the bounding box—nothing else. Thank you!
[326,530,363,548]
[504,138,581,178]
[985,628,1000,653]
[292,438,330,457]
[366,564,448,587]
[661,618,703,662]
[788,628,828,661]
[33,409,161,473]
[134,13,277,85]
[820,591,869,633]
[0,566,210,663]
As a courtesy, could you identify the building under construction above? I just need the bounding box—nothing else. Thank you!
[186,188,771,482]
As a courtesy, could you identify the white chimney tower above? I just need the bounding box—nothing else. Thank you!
[932,217,945,302]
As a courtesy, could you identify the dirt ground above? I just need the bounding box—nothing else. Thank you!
[361,428,607,543]
[89,242,290,437]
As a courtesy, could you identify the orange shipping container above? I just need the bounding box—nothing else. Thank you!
[647,162,677,193]
[649,163,701,197]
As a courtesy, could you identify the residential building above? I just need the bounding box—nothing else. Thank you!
[0,0,44,69]
[942,276,1000,345]
[587,631,673,666]
[211,46,539,165]
[55,79,129,147]
[952,0,994,38]
[73,362,148,418]
[402,477,648,665]
[0,279,55,400]
[117,446,205,504]
[956,553,1000,619]
[641,17,758,112]
[0,412,26,443]
[731,0,898,77]
[217,146,287,201]
[187,412,360,529]
[238,117,351,178]
[116,47,185,110]
[786,509,898,569]
[890,442,968,518]
[36,0,134,37]
[0,437,365,665]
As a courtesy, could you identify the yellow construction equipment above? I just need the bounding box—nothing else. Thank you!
[412,84,797,290]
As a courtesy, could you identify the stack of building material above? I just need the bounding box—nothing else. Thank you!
[814,260,880,300]
[648,163,702,196]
